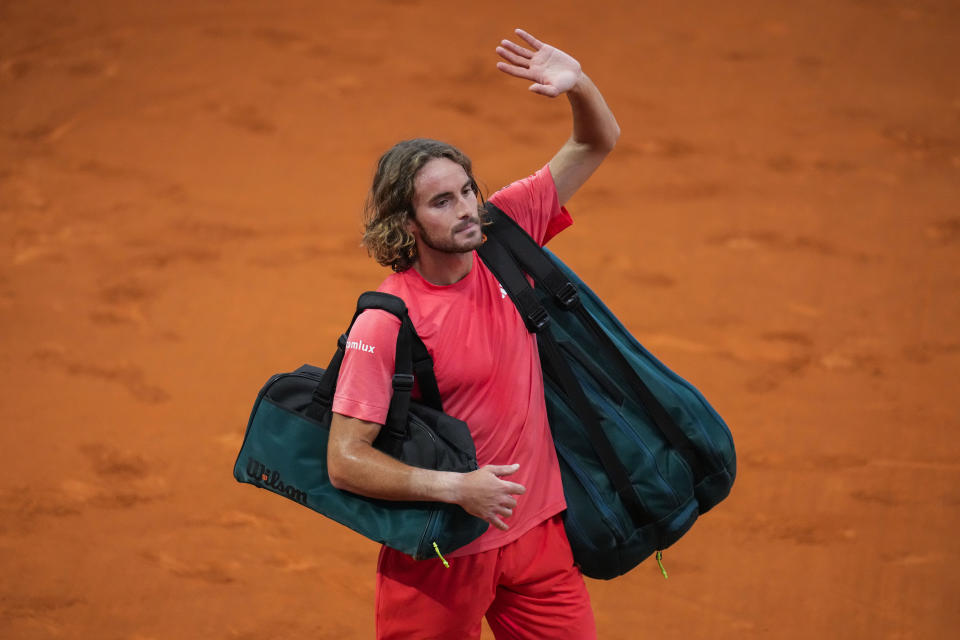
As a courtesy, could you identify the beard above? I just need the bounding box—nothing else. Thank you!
[414,214,484,254]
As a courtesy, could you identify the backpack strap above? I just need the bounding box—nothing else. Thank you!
[482,202,580,309]
[475,230,551,333]
[307,292,443,436]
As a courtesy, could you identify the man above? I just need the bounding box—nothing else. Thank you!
[327,28,619,639]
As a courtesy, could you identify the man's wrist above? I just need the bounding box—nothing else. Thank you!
[567,71,592,97]
[428,470,464,505]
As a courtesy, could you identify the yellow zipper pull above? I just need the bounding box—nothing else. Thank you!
[656,550,668,579]
[432,541,450,569]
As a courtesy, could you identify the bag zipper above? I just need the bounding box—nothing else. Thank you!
[417,509,442,561]
[555,441,627,541]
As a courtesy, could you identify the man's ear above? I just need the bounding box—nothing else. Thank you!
[404,210,418,235]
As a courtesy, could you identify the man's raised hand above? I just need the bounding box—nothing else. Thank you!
[496,28,582,98]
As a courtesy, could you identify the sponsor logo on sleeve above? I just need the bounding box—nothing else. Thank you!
[345,338,375,354]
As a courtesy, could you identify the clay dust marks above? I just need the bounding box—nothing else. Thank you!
[740,451,870,472]
[616,137,698,160]
[0,455,168,535]
[9,230,70,267]
[639,178,730,201]
[867,458,960,473]
[122,219,259,273]
[749,514,856,547]
[80,443,148,480]
[263,550,321,574]
[924,218,960,245]
[245,229,358,269]
[90,278,152,329]
[0,487,83,534]
[0,593,85,636]
[0,58,34,80]
[140,550,238,585]
[205,510,274,530]
[902,340,960,364]
[6,117,79,144]
[0,170,50,213]
[646,327,903,394]
[764,152,858,176]
[880,125,960,167]
[707,229,875,262]
[250,27,310,49]
[644,329,816,393]
[184,507,296,544]
[215,104,278,136]
[32,344,170,404]
[883,552,952,568]
[61,444,169,511]
[578,252,677,289]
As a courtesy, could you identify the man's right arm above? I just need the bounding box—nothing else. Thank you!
[327,412,526,531]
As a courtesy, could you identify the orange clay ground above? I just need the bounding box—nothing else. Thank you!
[1,1,958,638]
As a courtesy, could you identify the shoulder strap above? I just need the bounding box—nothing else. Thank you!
[307,292,443,433]
[353,293,443,412]
[476,231,551,333]
[482,203,580,309]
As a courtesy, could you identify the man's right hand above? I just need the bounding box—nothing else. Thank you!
[454,464,526,531]
[330,414,527,531]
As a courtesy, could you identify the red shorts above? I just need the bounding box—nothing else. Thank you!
[375,515,595,640]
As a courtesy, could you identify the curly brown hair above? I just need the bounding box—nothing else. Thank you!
[363,139,484,272]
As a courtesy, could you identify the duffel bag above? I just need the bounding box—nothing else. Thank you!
[479,203,736,580]
[233,292,488,560]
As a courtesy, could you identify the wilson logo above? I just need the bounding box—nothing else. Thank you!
[345,339,375,354]
[246,458,308,504]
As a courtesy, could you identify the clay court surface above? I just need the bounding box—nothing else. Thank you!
[2,0,958,637]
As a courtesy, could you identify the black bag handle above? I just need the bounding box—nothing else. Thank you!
[306,292,443,432]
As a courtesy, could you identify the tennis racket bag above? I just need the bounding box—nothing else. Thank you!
[479,203,736,580]
[233,292,487,560]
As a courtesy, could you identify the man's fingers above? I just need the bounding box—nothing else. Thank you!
[489,515,509,531]
[496,45,530,68]
[496,62,536,82]
[514,28,543,50]
[487,463,520,477]
[504,480,526,495]
[529,83,561,98]
[499,39,534,59]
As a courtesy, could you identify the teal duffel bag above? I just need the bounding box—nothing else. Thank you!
[233,292,488,561]
[479,204,736,580]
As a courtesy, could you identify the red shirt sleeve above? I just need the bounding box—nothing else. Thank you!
[331,309,400,425]
[487,163,573,246]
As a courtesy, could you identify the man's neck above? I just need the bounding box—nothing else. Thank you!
[412,250,474,286]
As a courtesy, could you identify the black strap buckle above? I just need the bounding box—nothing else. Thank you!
[527,307,551,333]
[392,373,415,392]
[555,282,580,309]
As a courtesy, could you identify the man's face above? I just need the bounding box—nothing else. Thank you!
[408,157,482,255]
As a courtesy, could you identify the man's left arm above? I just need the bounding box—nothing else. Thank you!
[496,29,620,207]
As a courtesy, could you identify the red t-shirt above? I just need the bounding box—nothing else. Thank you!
[332,164,572,557]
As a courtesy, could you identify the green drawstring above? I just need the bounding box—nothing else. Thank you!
[433,542,450,568]
[655,550,668,579]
